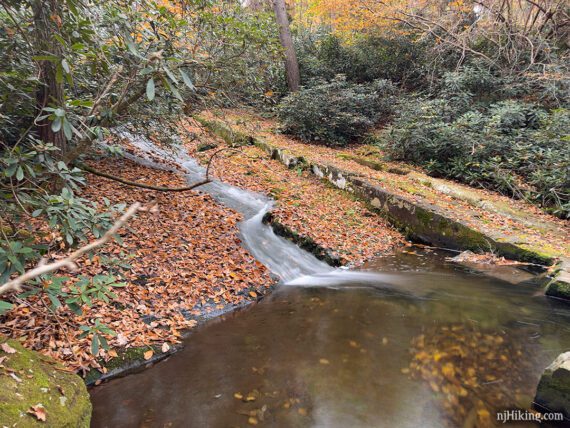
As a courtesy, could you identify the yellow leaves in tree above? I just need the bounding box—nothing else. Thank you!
[299,0,435,36]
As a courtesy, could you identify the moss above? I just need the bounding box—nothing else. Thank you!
[196,142,217,152]
[546,280,570,301]
[0,339,91,427]
[194,116,253,147]
[84,344,173,385]
[415,209,434,227]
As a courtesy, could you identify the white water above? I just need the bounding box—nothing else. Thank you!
[118,130,389,285]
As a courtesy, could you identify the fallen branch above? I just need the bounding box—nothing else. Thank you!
[75,162,211,192]
[0,202,157,296]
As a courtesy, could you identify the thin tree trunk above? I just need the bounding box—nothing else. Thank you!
[272,0,300,92]
[32,0,66,155]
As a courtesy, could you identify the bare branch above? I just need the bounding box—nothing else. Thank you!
[75,162,211,192]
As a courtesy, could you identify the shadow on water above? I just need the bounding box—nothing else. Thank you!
[92,132,570,427]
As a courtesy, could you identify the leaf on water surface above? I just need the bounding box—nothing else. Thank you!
[319,358,330,365]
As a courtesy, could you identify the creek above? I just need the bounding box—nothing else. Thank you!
[90,135,570,427]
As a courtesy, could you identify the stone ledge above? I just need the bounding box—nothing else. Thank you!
[198,117,570,299]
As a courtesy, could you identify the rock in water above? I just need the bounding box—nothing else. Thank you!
[534,352,570,420]
[0,338,92,426]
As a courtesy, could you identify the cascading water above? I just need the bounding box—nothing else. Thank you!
[119,130,387,286]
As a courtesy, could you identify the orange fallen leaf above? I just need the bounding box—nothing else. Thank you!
[143,350,154,360]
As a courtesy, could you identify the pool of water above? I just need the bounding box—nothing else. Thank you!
[90,250,570,427]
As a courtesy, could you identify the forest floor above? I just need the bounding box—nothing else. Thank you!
[197,109,570,262]
[1,153,272,373]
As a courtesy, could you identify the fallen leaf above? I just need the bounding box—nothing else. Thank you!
[143,350,154,360]
[319,358,330,365]
[161,343,170,353]
[9,373,22,383]
[27,404,47,421]
[1,343,17,354]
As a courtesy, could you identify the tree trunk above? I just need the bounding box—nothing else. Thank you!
[32,0,66,155]
[272,0,300,92]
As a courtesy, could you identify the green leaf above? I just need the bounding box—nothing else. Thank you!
[16,166,24,181]
[126,41,140,58]
[63,119,73,140]
[51,117,62,133]
[180,69,195,90]
[0,301,13,315]
[163,66,178,85]
[32,55,60,62]
[146,78,155,101]
[91,334,99,356]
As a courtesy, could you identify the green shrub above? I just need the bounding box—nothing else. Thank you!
[295,31,431,90]
[381,99,570,218]
[278,77,397,145]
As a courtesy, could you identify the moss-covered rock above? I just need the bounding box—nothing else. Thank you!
[545,259,570,301]
[534,352,570,420]
[0,338,91,427]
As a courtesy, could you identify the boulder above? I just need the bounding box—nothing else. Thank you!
[0,338,91,427]
[534,351,570,419]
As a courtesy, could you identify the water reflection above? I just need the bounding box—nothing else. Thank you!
[90,251,570,427]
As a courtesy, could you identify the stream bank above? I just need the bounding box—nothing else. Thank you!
[193,110,570,299]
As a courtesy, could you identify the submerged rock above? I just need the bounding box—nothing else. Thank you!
[0,339,91,427]
[534,352,570,419]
